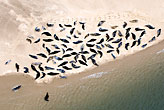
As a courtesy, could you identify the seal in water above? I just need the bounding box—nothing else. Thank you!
[12,85,21,92]
[44,92,49,101]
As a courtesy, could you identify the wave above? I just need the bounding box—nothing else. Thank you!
[81,71,108,79]
[156,49,164,54]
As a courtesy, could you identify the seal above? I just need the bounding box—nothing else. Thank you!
[70,28,75,35]
[131,40,137,48]
[60,38,69,43]
[24,67,29,73]
[112,38,122,43]
[141,44,147,48]
[49,50,60,55]
[78,60,88,66]
[43,39,54,42]
[45,66,55,70]
[44,92,49,101]
[88,54,97,60]
[105,33,110,41]
[90,33,101,36]
[125,43,129,50]
[139,30,146,38]
[12,85,21,92]
[131,32,136,40]
[5,60,11,65]
[157,29,161,37]
[123,22,127,28]
[96,38,104,44]
[29,54,38,59]
[71,63,80,69]
[58,61,68,67]
[99,28,108,32]
[135,27,145,31]
[111,53,116,59]
[149,36,155,42]
[73,40,83,44]
[38,64,44,71]
[97,20,105,27]
[125,33,130,40]
[47,23,54,27]
[90,58,99,66]
[97,50,103,58]
[107,50,114,53]
[145,24,155,29]
[118,30,123,37]
[37,53,47,58]
[47,72,59,76]
[34,38,40,43]
[54,34,59,41]
[112,30,117,37]
[15,63,19,72]
[90,48,97,54]
[40,72,46,79]
[86,43,95,47]
[57,69,65,73]
[62,54,72,59]
[81,55,87,62]
[26,38,32,44]
[62,66,72,70]
[64,24,72,27]
[42,32,52,36]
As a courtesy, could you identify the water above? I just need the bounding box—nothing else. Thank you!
[41,44,164,110]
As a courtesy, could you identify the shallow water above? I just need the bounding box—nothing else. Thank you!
[37,42,164,110]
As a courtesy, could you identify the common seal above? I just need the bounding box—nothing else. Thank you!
[44,92,49,101]
[15,63,19,72]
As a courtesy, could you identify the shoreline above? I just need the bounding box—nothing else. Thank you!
[1,38,164,85]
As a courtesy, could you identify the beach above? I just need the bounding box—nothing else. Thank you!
[0,0,164,110]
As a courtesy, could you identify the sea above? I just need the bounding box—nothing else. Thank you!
[38,40,164,110]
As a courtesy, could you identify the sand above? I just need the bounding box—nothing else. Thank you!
[0,0,164,109]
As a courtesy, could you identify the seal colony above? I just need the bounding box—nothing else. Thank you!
[9,17,162,83]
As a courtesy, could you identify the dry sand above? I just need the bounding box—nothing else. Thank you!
[0,0,164,109]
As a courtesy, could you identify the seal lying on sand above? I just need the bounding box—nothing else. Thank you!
[13,19,162,81]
